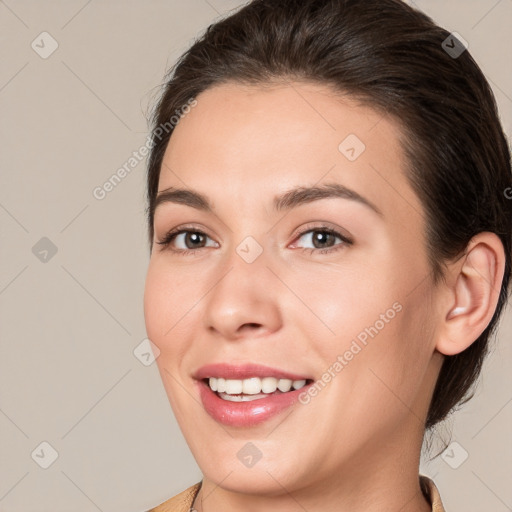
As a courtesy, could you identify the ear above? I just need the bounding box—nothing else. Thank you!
[436,232,506,356]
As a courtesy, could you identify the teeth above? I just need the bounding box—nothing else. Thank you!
[292,379,306,390]
[277,379,292,392]
[225,379,243,394]
[243,377,261,394]
[261,377,278,394]
[217,378,226,393]
[207,376,308,396]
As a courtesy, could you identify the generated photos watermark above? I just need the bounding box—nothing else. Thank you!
[299,301,403,404]
[92,97,198,201]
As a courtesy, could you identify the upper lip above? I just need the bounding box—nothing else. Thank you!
[194,363,312,381]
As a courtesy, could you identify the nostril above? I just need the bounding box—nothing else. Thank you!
[242,323,262,329]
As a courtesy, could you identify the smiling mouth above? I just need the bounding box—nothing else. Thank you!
[203,376,314,401]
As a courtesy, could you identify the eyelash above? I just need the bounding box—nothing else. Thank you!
[156,223,353,256]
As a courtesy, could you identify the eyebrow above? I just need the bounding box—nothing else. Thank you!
[153,182,382,217]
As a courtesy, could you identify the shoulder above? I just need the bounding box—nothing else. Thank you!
[420,475,446,512]
[146,482,202,512]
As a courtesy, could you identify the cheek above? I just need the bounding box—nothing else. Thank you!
[335,287,436,427]
[279,260,401,352]
[143,264,168,341]
[280,237,403,341]
[285,257,435,399]
[143,259,201,344]
[144,262,198,412]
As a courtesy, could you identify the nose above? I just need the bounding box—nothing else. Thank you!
[202,248,283,341]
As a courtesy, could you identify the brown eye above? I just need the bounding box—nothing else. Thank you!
[157,228,219,252]
[310,231,337,249]
[182,232,207,249]
[295,228,351,251]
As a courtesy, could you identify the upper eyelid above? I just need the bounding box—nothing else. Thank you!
[160,224,344,238]
[291,222,352,241]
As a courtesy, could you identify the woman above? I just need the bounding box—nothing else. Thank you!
[143,0,512,510]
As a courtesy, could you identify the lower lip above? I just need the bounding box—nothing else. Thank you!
[197,380,311,427]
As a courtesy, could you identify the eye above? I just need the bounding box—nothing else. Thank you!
[291,225,353,254]
[156,227,219,254]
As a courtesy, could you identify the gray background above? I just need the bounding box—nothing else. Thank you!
[0,1,510,511]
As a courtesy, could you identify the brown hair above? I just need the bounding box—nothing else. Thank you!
[145,0,512,428]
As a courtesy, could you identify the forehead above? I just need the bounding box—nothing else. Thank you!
[158,81,423,224]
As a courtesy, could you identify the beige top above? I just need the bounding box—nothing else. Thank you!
[147,475,445,511]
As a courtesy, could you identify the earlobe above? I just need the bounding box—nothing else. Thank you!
[436,232,505,356]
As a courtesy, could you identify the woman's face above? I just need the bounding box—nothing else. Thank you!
[144,81,444,493]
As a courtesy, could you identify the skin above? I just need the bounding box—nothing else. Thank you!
[143,81,504,512]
